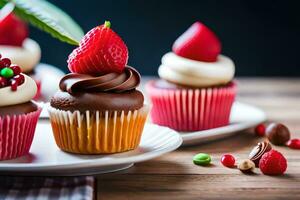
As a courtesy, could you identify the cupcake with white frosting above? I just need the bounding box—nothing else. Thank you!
[0,4,42,98]
[0,55,41,160]
[146,22,236,131]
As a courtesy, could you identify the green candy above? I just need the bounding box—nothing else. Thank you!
[193,153,211,166]
[0,67,14,78]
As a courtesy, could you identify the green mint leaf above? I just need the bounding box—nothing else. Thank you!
[0,0,84,45]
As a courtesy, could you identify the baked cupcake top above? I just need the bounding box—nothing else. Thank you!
[158,22,235,88]
[0,55,38,116]
[0,5,41,73]
[51,21,144,112]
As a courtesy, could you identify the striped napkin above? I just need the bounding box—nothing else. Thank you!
[0,176,94,200]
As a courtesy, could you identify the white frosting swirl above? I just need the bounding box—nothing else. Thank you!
[0,74,37,107]
[158,52,235,87]
[0,38,41,73]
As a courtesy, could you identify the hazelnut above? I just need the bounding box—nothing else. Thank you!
[266,123,290,145]
[238,159,255,173]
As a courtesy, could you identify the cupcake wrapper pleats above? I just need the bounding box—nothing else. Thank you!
[0,108,42,160]
[146,81,236,131]
[48,105,149,154]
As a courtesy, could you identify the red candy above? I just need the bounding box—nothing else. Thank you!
[0,76,8,87]
[259,150,287,175]
[255,124,266,137]
[10,79,18,91]
[0,57,24,91]
[10,65,21,75]
[286,139,300,149]
[221,154,236,168]
[13,74,25,85]
[1,58,11,67]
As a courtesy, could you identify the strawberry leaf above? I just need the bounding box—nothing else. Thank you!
[0,0,84,45]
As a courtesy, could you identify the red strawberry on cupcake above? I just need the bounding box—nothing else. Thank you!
[172,22,221,62]
[68,21,128,75]
[50,21,149,154]
[0,4,28,46]
[146,21,235,131]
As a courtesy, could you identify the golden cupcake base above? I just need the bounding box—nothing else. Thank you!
[48,105,149,154]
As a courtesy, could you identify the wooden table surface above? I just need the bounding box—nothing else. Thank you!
[96,78,300,200]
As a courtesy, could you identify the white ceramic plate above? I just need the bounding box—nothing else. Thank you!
[181,102,266,145]
[0,122,182,176]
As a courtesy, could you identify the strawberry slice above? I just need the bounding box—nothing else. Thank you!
[68,21,128,75]
[172,22,221,62]
[0,4,28,46]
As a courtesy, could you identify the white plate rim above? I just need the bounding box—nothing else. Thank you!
[180,101,266,144]
[0,124,182,172]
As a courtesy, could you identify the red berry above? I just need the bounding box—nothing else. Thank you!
[221,154,236,168]
[10,79,18,91]
[255,124,266,136]
[286,139,300,149]
[1,58,11,67]
[0,4,28,46]
[172,22,221,62]
[0,61,4,69]
[13,74,25,85]
[0,76,8,87]
[10,65,21,75]
[259,150,287,175]
[68,21,128,75]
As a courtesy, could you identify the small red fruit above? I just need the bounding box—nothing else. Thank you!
[286,139,300,149]
[172,22,221,62]
[10,65,21,75]
[0,4,28,46]
[0,55,23,91]
[10,79,18,91]
[0,77,8,87]
[221,154,236,168]
[255,124,266,137]
[68,21,128,75]
[13,74,25,85]
[1,58,11,67]
[259,150,287,175]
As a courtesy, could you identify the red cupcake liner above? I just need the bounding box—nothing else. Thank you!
[0,108,41,160]
[146,81,237,132]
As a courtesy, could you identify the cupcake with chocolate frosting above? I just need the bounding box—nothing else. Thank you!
[48,21,149,154]
[0,55,41,160]
[146,22,236,131]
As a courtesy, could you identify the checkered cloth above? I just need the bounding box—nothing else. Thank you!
[0,176,94,200]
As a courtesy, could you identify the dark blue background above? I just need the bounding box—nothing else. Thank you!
[29,0,300,76]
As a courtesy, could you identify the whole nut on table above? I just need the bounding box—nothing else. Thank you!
[266,123,291,145]
[238,159,255,173]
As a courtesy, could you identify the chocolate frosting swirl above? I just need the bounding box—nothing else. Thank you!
[51,66,144,112]
[60,66,141,94]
